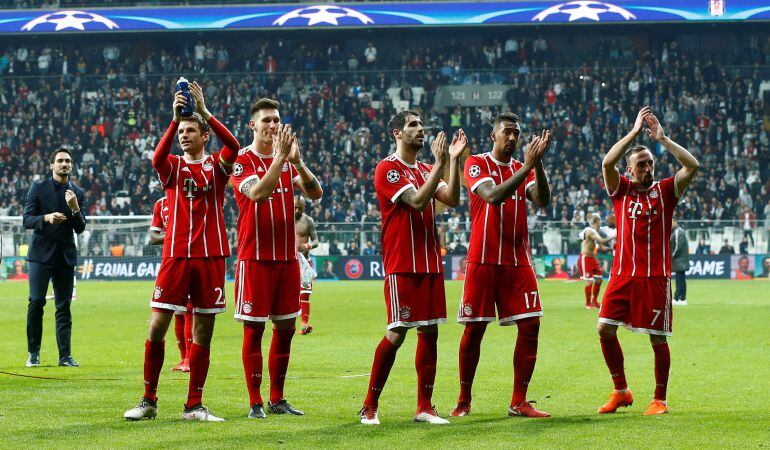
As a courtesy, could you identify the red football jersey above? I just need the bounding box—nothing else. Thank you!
[609,175,678,277]
[464,153,536,266]
[231,146,301,261]
[150,196,168,232]
[374,154,447,274]
[152,118,239,259]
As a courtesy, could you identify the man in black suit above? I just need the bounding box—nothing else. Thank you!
[22,147,86,367]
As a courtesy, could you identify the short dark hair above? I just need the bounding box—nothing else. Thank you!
[50,147,72,164]
[251,98,280,116]
[388,110,420,141]
[493,112,519,129]
[179,112,210,134]
[625,144,649,163]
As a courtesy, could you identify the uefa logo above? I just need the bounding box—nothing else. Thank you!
[344,259,364,279]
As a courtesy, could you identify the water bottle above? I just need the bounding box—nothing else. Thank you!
[175,76,194,117]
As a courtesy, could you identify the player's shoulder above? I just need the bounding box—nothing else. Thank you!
[466,153,487,164]
[154,196,167,205]
[378,154,398,167]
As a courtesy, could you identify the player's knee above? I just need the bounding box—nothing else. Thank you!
[597,323,617,339]
[517,317,540,337]
[385,328,407,347]
[465,322,487,339]
[273,317,296,331]
[649,334,667,346]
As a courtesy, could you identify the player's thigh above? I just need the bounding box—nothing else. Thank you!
[152,257,191,313]
[598,275,632,324]
[270,261,301,320]
[630,277,672,335]
[189,257,226,314]
[457,262,498,323]
[234,259,270,322]
[498,265,542,326]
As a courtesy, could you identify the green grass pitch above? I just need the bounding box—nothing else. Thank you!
[0,279,768,448]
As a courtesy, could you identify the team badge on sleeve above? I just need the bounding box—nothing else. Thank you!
[469,165,481,178]
[233,163,243,176]
[387,170,401,183]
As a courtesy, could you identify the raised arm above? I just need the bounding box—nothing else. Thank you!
[188,81,239,167]
[246,123,294,203]
[475,134,546,205]
[527,130,552,208]
[288,138,323,201]
[400,132,448,211]
[645,113,699,196]
[434,129,467,208]
[603,106,650,194]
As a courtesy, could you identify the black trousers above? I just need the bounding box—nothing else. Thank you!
[674,271,687,301]
[27,259,75,358]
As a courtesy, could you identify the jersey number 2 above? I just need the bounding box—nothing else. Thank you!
[214,287,225,305]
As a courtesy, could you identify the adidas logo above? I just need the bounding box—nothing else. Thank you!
[181,167,191,173]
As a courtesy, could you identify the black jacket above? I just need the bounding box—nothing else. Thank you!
[23,178,86,266]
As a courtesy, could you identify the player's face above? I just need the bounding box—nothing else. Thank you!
[177,120,209,154]
[628,150,655,188]
[492,121,520,156]
[395,115,424,149]
[606,215,615,227]
[294,196,305,220]
[50,152,72,178]
[590,217,601,229]
[252,109,281,147]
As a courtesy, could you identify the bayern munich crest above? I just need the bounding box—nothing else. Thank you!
[650,189,659,199]
[282,163,289,172]
[203,161,214,172]
[243,302,252,314]
[386,170,400,183]
[153,287,162,299]
[468,165,481,178]
[399,306,411,320]
[463,304,473,316]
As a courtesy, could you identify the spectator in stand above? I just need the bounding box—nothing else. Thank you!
[719,239,735,255]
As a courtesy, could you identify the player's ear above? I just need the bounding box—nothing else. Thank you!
[249,120,256,130]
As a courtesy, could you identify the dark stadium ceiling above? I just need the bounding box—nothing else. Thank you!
[0,1,767,34]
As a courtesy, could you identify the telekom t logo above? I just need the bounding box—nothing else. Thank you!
[628,201,643,220]
[183,178,198,198]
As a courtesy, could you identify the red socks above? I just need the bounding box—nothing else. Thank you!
[415,332,438,410]
[143,340,165,402]
[652,342,670,401]
[600,335,627,390]
[242,323,265,407]
[512,317,540,406]
[584,283,592,307]
[300,294,310,325]
[173,315,186,359]
[592,281,602,306]
[268,328,295,404]
[183,311,193,359]
[457,323,487,404]
[364,337,399,408]
[186,343,210,408]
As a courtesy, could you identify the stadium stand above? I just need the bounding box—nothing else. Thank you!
[1,27,769,256]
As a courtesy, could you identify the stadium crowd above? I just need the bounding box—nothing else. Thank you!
[1,28,769,255]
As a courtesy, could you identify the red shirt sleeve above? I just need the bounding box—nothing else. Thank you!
[207,116,240,171]
[464,156,493,193]
[660,175,678,201]
[375,160,414,204]
[150,199,163,231]
[231,155,258,195]
[152,121,179,186]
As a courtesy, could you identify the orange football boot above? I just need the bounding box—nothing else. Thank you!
[643,399,669,415]
[598,390,634,413]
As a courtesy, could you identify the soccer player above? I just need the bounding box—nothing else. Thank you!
[124,81,240,422]
[451,113,553,418]
[294,195,318,335]
[599,214,617,254]
[148,196,192,372]
[359,111,466,425]
[231,98,323,419]
[578,214,614,309]
[597,107,699,416]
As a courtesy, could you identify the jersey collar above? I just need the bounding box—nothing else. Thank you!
[393,153,417,168]
[488,152,512,167]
